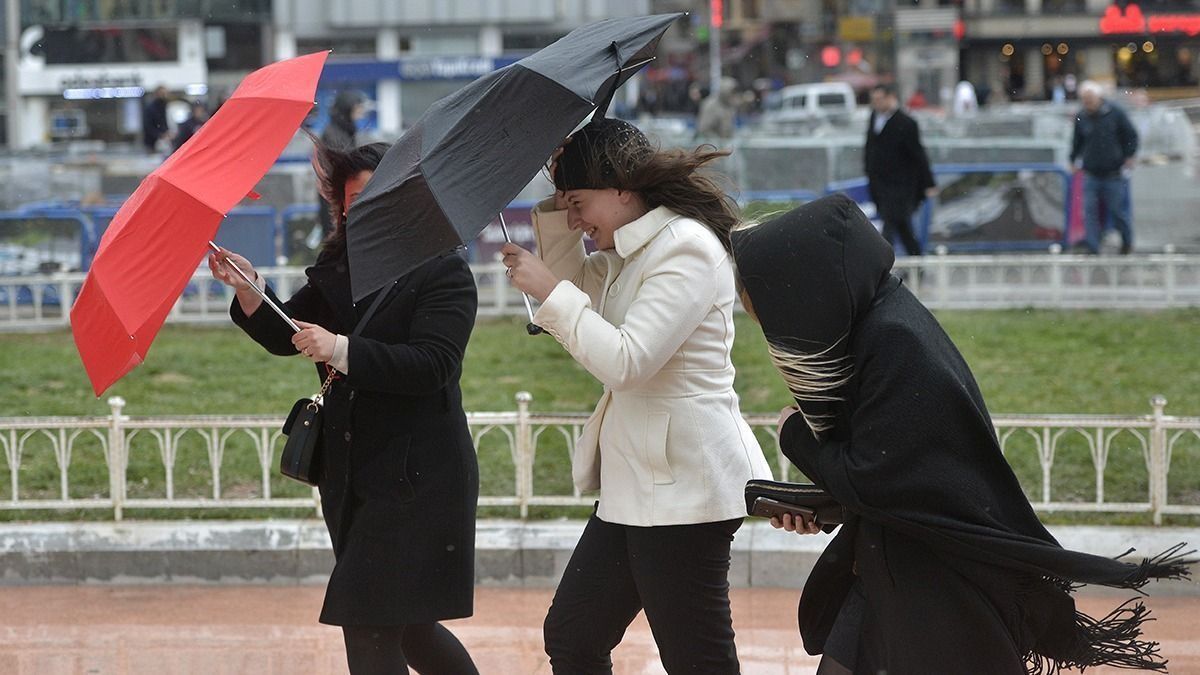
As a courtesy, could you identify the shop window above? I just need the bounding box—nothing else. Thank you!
[296,37,383,57]
[33,26,178,64]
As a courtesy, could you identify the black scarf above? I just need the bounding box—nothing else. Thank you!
[732,194,1193,673]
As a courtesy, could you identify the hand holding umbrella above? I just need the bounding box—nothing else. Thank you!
[500,242,560,305]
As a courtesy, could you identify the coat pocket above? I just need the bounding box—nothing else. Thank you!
[645,412,675,485]
[389,434,417,504]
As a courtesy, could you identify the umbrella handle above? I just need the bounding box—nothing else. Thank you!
[497,214,545,336]
[208,241,301,333]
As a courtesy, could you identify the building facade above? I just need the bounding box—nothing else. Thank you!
[961,0,1200,101]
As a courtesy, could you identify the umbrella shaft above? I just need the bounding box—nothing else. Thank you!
[208,241,301,333]
[498,214,540,326]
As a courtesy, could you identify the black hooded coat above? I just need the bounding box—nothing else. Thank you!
[731,194,1191,674]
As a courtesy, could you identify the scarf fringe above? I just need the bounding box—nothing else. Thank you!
[1117,542,1196,590]
[1025,599,1168,674]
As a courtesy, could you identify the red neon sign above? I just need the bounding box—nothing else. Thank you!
[1099,3,1145,34]
[1100,2,1200,35]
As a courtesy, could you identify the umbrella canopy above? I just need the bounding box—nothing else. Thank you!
[71,51,328,396]
[347,13,682,301]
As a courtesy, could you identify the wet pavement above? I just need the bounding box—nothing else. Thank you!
[1,586,1198,674]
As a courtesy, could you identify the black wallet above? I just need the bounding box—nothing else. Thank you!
[745,479,846,526]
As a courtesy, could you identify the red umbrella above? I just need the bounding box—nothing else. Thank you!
[71,51,328,396]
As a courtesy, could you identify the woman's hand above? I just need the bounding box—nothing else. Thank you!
[777,405,800,436]
[292,320,337,363]
[208,247,257,291]
[501,242,560,303]
[770,512,822,535]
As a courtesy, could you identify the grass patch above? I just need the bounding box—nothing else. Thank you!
[2,309,1198,524]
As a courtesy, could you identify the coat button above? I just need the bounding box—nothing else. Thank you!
[609,282,620,295]
[344,431,352,442]
[348,391,356,401]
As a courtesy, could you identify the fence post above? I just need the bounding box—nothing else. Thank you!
[935,245,950,305]
[1163,244,1176,306]
[515,391,533,519]
[107,396,127,521]
[1048,243,1063,305]
[1149,395,1168,526]
[58,278,71,325]
[493,266,508,317]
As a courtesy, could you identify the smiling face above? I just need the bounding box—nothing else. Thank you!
[564,188,647,250]
[342,169,373,218]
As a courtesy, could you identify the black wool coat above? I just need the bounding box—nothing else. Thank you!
[733,195,1190,674]
[232,248,479,626]
[864,109,935,210]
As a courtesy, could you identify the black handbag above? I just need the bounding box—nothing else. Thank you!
[279,281,396,486]
[280,367,337,485]
[745,478,846,526]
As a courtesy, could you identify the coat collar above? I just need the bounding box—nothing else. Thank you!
[305,251,359,332]
[614,206,680,259]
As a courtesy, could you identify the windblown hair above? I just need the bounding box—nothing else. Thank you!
[307,131,388,257]
[578,134,742,254]
[765,337,853,435]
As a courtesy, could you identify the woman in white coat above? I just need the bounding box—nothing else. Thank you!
[502,118,773,674]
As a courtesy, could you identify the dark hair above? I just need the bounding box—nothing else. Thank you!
[308,131,388,257]
[556,120,740,254]
[871,83,897,98]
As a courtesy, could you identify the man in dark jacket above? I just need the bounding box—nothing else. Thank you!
[1071,81,1139,254]
[141,86,170,154]
[316,91,366,237]
[864,84,936,256]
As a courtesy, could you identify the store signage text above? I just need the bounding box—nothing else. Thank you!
[1101,3,1200,36]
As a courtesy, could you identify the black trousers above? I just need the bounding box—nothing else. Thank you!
[871,185,923,256]
[543,513,743,674]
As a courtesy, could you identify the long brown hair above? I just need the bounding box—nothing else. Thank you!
[307,131,388,257]
[570,130,741,254]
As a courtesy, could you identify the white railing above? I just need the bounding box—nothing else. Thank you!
[1,394,1197,525]
[3,253,1199,332]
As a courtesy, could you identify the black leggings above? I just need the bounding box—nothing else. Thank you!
[342,622,478,675]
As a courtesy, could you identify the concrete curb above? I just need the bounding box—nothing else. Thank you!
[1,520,1197,594]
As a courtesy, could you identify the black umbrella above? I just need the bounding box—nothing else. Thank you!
[346,13,683,312]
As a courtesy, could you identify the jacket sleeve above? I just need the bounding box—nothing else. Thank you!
[533,228,722,391]
[1117,108,1139,160]
[531,198,615,305]
[1070,116,1083,164]
[343,254,478,395]
[230,281,321,356]
[905,118,936,191]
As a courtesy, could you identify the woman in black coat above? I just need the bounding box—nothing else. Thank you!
[209,141,480,674]
[731,194,1191,674]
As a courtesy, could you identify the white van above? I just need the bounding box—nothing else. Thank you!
[761,82,857,126]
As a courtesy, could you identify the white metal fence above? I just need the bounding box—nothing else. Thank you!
[2,253,1200,331]
[1,394,1197,525]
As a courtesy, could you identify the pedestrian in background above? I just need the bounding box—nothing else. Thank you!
[864,84,936,256]
[141,86,170,154]
[317,91,368,237]
[1071,80,1139,255]
[170,101,209,154]
[501,118,773,674]
[211,139,480,675]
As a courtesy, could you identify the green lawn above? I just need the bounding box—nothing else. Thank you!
[2,309,1199,523]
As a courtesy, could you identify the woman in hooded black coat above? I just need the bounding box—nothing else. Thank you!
[211,141,480,674]
[731,194,1191,675]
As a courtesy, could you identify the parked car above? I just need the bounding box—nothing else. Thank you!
[760,82,857,129]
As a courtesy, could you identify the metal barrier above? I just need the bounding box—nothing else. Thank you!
[2,254,1199,331]
[1,394,1195,524]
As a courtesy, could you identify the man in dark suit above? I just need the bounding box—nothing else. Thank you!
[864,84,936,255]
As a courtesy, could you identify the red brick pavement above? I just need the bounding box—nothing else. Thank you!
[0,586,1197,674]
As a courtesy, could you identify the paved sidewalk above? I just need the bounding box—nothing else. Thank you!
[2,586,1198,674]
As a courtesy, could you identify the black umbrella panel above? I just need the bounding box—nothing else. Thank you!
[346,13,683,302]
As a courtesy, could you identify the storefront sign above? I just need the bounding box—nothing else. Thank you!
[838,16,876,42]
[320,56,521,84]
[1100,2,1200,36]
